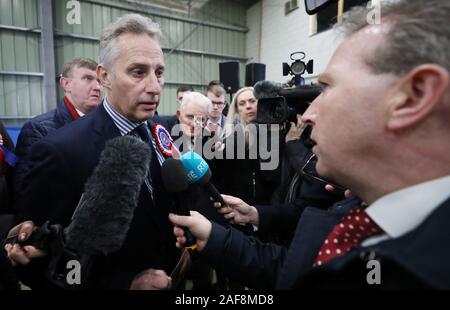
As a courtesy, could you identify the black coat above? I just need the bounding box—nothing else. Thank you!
[15,104,180,289]
[212,127,280,206]
[201,196,450,289]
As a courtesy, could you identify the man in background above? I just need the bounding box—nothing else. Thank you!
[13,58,101,200]
[205,80,226,134]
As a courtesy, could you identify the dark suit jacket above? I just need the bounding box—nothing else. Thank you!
[16,104,180,289]
[13,100,75,202]
[202,196,450,289]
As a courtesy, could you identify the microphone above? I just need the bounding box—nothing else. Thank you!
[253,80,286,99]
[178,151,225,205]
[64,135,151,256]
[161,158,197,249]
[5,136,151,288]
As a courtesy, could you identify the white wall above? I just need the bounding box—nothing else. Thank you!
[246,1,262,63]
[246,0,342,84]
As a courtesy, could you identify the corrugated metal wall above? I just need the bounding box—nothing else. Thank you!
[0,0,42,125]
[0,0,247,125]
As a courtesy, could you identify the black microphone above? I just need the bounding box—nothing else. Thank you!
[161,158,197,250]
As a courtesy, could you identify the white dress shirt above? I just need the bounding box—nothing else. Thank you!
[362,175,450,246]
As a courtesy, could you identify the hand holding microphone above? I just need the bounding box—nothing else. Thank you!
[3,136,151,288]
[169,211,212,252]
[3,221,47,266]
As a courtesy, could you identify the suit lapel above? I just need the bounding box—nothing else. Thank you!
[276,197,359,289]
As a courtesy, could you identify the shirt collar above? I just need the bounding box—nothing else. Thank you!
[103,98,144,136]
[366,175,450,239]
[75,108,85,117]
[207,115,222,126]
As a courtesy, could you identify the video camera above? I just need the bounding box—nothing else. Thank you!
[255,52,321,126]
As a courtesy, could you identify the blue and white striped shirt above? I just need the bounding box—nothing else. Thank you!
[102,99,165,166]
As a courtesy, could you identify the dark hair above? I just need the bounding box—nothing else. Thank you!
[177,85,194,94]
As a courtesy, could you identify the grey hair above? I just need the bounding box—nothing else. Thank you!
[180,91,212,114]
[337,0,450,75]
[99,14,163,72]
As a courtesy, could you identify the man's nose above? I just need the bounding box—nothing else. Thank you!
[302,101,318,125]
[144,72,162,94]
[93,79,101,91]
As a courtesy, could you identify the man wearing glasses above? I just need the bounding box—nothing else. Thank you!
[205,80,226,134]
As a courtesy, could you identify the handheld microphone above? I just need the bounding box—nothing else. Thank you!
[178,151,225,205]
[5,136,152,288]
[64,135,151,255]
[161,158,197,250]
[61,135,152,287]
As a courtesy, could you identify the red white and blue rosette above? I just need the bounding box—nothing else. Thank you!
[153,124,173,157]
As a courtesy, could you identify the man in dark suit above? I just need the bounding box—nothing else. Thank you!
[13,58,101,201]
[15,14,180,289]
[169,0,450,289]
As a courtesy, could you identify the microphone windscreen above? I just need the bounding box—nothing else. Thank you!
[179,151,209,184]
[64,136,151,256]
[161,158,188,193]
[253,80,284,99]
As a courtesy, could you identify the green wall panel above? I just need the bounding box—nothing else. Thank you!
[1,0,248,123]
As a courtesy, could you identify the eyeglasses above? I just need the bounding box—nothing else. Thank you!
[300,153,347,193]
[212,101,225,107]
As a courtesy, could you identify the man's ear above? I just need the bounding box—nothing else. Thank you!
[387,64,450,131]
[97,64,111,89]
[176,110,181,119]
[59,76,70,93]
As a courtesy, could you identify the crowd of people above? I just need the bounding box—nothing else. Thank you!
[1,0,449,290]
